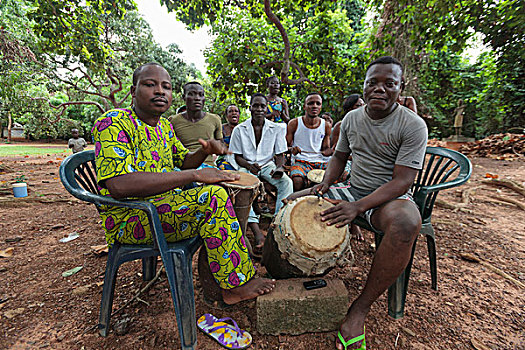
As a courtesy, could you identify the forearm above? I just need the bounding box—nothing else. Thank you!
[181,148,208,169]
[322,151,347,185]
[235,154,252,170]
[274,154,285,168]
[105,171,197,199]
[353,178,413,214]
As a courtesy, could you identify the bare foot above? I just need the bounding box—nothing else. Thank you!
[351,224,364,241]
[335,304,368,349]
[222,278,276,305]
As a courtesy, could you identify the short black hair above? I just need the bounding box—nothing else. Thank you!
[366,56,404,75]
[266,75,279,86]
[132,62,163,86]
[342,94,361,114]
[182,81,203,95]
[305,92,322,100]
[224,104,238,116]
[250,93,267,105]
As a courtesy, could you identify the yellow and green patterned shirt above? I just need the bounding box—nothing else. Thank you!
[91,108,189,241]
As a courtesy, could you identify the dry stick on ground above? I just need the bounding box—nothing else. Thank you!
[471,338,491,350]
[478,196,520,208]
[460,253,525,289]
[84,266,164,333]
[433,218,461,226]
[461,186,481,204]
[492,195,525,211]
[482,179,525,197]
[435,198,473,213]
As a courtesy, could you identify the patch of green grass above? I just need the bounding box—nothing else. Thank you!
[0,145,69,156]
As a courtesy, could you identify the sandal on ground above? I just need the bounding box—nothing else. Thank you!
[197,313,252,349]
[337,326,366,350]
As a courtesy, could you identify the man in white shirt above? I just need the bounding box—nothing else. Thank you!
[286,92,333,191]
[229,93,293,249]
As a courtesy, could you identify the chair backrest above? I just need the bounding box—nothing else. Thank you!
[413,147,472,223]
[60,150,122,209]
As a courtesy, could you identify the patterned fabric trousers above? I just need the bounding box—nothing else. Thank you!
[101,185,255,289]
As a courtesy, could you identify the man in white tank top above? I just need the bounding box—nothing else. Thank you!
[286,93,333,191]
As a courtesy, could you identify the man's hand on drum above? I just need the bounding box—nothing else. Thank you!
[289,146,302,155]
[283,182,325,204]
[199,138,230,155]
[195,168,240,184]
[321,199,360,228]
[311,182,330,197]
[247,163,261,175]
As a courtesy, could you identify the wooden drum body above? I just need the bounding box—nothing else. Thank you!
[220,171,263,249]
[262,196,353,279]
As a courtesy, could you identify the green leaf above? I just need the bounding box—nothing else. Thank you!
[62,266,83,277]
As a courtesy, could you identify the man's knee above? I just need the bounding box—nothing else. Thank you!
[291,175,305,190]
[375,202,421,243]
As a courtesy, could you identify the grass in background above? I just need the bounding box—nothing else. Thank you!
[0,145,69,156]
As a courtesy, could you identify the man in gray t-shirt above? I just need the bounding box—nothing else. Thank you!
[286,56,428,350]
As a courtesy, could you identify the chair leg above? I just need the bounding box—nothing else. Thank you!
[98,247,122,337]
[142,256,158,281]
[424,226,438,290]
[164,249,198,350]
[387,237,417,319]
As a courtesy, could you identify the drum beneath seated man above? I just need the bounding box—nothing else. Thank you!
[262,196,353,279]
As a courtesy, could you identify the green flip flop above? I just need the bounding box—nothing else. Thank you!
[337,326,366,350]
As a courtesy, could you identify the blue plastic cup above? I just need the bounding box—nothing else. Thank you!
[13,183,28,198]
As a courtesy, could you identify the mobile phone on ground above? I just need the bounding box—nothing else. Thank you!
[303,279,327,290]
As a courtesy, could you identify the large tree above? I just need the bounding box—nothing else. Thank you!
[162,0,367,117]
[1,0,198,139]
[367,0,524,130]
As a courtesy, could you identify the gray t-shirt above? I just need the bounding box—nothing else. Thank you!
[336,105,428,194]
[68,137,87,153]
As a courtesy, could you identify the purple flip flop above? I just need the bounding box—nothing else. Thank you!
[197,313,252,349]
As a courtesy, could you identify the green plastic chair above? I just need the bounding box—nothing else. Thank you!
[353,146,472,319]
[59,150,202,350]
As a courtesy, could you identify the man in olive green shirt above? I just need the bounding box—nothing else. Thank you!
[169,82,222,166]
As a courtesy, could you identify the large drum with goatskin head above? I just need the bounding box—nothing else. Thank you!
[262,195,353,278]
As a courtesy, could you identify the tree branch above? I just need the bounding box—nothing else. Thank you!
[263,0,312,87]
[261,60,316,87]
[31,97,105,124]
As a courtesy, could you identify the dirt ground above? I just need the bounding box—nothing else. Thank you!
[0,144,524,350]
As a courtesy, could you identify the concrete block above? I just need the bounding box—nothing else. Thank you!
[256,278,349,335]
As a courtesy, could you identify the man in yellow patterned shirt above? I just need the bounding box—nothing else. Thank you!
[92,63,275,303]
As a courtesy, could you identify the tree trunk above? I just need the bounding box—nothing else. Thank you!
[7,110,12,142]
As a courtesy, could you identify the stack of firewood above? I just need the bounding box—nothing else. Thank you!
[427,138,448,147]
[459,133,524,159]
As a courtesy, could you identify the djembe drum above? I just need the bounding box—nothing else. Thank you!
[262,196,353,279]
[307,169,325,184]
[219,171,264,253]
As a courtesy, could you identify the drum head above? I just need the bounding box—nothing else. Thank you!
[307,169,325,184]
[290,196,346,252]
[221,170,260,188]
